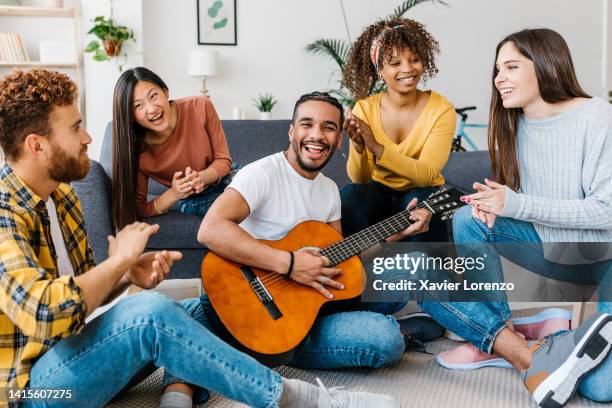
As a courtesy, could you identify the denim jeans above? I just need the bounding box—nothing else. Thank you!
[429,205,612,402]
[340,182,447,242]
[25,292,282,408]
[177,174,231,217]
[164,294,407,399]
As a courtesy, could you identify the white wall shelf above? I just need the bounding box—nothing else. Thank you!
[0,5,75,18]
[0,61,77,68]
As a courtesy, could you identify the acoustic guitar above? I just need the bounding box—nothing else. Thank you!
[201,187,464,365]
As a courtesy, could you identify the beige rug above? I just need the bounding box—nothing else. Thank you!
[107,337,610,408]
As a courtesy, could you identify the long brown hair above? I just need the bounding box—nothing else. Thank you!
[112,67,168,230]
[489,28,590,190]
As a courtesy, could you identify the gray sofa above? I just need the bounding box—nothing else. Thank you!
[73,120,491,279]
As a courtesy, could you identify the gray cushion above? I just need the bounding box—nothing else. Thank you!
[145,211,204,249]
[100,120,352,190]
[442,150,491,193]
[72,160,113,265]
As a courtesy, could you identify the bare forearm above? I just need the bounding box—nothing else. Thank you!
[101,275,131,305]
[199,219,289,274]
[75,255,129,315]
[199,167,220,186]
[154,189,180,213]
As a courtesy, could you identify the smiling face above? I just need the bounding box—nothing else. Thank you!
[287,100,342,178]
[131,80,172,132]
[494,41,542,110]
[379,48,423,94]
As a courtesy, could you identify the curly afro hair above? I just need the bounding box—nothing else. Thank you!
[342,18,440,100]
[0,68,77,160]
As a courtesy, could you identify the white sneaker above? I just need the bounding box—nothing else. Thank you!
[316,378,399,408]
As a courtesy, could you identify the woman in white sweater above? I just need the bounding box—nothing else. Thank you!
[419,28,612,406]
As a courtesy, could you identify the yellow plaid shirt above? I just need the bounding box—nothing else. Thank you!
[0,163,93,401]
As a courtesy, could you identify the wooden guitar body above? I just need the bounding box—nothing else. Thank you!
[201,220,366,361]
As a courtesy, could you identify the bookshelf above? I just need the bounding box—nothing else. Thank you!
[0,4,85,117]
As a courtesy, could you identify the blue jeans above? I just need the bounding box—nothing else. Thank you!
[25,292,282,408]
[164,294,407,401]
[177,175,231,217]
[340,182,447,242]
[430,205,612,402]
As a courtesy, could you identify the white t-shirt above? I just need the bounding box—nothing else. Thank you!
[45,198,75,277]
[229,152,341,240]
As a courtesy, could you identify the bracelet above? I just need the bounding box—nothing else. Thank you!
[284,251,295,279]
[152,198,167,215]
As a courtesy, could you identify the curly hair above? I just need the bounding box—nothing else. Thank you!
[0,68,77,160]
[343,18,439,100]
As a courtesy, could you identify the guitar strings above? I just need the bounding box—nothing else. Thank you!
[256,199,442,288]
[257,198,448,286]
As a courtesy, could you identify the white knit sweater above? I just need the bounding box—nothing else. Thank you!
[501,97,612,262]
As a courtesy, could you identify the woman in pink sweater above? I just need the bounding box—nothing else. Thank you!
[112,67,232,230]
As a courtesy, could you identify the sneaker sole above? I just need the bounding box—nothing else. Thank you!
[533,314,612,408]
[436,354,513,370]
[512,308,572,326]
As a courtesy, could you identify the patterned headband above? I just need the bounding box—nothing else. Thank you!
[369,25,404,72]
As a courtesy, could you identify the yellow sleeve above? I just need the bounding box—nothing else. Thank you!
[346,101,374,184]
[376,105,456,186]
[0,209,87,340]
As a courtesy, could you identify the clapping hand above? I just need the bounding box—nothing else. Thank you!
[185,167,205,194]
[126,250,183,289]
[461,179,505,228]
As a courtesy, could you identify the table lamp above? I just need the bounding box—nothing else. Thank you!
[188,49,220,97]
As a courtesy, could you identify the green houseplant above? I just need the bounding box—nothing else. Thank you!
[253,93,278,120]
[84,16,134,65]
[305,0,447,107]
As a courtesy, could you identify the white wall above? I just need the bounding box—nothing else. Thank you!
[139,0,605,152]
[80,0,144,161]
[2,0,606,158]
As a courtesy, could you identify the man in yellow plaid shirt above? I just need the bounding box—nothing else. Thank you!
[0,69,396,408]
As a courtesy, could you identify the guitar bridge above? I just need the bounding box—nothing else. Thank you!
[240,266,283,320]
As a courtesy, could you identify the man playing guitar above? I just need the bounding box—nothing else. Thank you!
[198,91,432,375]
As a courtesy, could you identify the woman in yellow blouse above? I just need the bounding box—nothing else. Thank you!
[341,18,456,240]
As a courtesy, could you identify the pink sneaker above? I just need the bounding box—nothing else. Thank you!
[436,308,571,370]
[436,343,513,370]
[511,307,571,340]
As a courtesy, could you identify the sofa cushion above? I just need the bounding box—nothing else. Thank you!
[72,160,113,265]
[100,120,352,191]
[442,150,491,193]
[144,211,205,249]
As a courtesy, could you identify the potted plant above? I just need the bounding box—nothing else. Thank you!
[84,16,133,66]
[253,93,277,120]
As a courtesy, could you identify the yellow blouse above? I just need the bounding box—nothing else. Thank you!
[347,91,456,191]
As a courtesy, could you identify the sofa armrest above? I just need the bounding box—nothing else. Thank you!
[72,159,113,265]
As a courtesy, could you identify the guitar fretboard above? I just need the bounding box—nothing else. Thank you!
[320,205,425,267]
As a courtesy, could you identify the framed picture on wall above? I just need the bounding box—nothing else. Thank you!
[197,0,237,45]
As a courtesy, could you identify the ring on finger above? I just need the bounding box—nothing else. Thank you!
[319,276,328,284]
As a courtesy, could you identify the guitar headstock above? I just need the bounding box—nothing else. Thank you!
[425,187,465,221]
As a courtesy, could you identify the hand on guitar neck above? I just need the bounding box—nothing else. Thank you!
[387,197,432,242]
